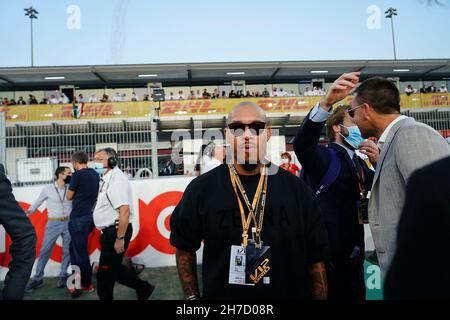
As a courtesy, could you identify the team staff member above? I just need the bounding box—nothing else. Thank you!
[0,164,36,300]
[67,151,100,298]
[294,72,378,300]
[170,101,330,300]
[279,152,300,176]
[25,167,73,292]
[92,148,155,300]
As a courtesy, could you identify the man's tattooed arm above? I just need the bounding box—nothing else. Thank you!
[308,262,328,300]
[175,248,200,299]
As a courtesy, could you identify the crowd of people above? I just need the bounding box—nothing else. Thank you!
[1,72,450,301]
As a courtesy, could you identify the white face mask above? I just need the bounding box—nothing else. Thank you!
[282,158,289,164]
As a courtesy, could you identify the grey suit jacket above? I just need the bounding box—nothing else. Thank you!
[369,117,450,275]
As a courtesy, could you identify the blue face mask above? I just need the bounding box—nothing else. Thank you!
[340,125,364,149]
[93,162,106,175]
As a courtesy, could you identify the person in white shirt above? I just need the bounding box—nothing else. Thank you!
[166,92,175,100]
[131,92,139,101]
[271,87,278,97]
[177,90,185,100]
[200,141,225,175]
[112,93,122,102]
[92,148,155,300]
[88,94,98,103]
[121,94,128,102]
[304,87,312,96]
[440,84,448,93]
[60,93,70,104]
[48,95,59,104]
[78,94,86,103]
[195,90,202,99]
[25,167,73,292]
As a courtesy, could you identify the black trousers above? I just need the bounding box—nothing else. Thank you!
[326,260,366,300]
[97,223,148,300]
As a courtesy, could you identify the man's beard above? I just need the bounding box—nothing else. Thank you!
[241,162,259,172]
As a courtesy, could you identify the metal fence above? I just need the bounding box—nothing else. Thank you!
[1,108,450,187]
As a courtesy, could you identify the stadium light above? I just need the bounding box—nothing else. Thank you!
[44,76,65,80]
[393,69,410,72]
[226,72,245,75]
[138,74,158,78]
[24,6,39,67]
[310,70,329,74]
[385,7,398,60]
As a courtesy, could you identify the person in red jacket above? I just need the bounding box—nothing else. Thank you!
[279,152,300,177]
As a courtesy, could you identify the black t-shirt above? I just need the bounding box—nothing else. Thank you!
[69,168,100,219]
[170,164,329,300]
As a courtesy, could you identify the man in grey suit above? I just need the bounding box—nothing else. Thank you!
[0,163,37,300]
[349,77,450,275]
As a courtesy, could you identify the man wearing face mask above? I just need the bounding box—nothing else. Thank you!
[92,148,155,300]
[25,167,73,292]
[170,101,330,300]
[293,72,379,300]
[66,151,100,298]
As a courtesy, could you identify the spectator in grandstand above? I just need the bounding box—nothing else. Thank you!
[202,89,211,99]
[25,167,73,293]
[131,92,139,101]
[426,82,437,93]
[228,90,237,98]
[170,101,329,300]
[221,90,227,99]
[60,93,70,104]
[404,85,415,96]
[167,92,175,100]
[48,95,59,104]
[279,152,300,177]
[31,95,38,104]
[78,94,86,103]
[112,93,122,102]
[279,88,289,97]
[40,98,48,104]
[0,163,37,300]
[304,87,312,96]
[66,151,100,298]
[238,90,245,98]
[17,96,26,105]
[245,90,253,97]
[349,75,450,275]
[2,97,9,105]
[92,148,155,300]
[121,93,128,102]
[177,90,185,100]
[100,94,110,102]
[212,89,220,99]
[188,90,196,100]
[195,89,202,99]
[27,95,33,104]
[143,94,150,101]
[255,91,261,97]
[9,99,17,105]
[160,158,176,176]
[88,94,98,103]
[384,155,450,299]
[271,87,278,97]
[262,88,270,97]
[440,84,448,93]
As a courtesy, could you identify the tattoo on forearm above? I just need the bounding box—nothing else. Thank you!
[176,249,200,299]
[308,262,328,300]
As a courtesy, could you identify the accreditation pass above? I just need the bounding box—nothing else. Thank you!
[228,245,254,286]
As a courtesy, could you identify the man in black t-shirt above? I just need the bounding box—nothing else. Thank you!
[170,101,330,300]
[67,151,100,298]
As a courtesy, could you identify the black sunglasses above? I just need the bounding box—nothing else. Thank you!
[227,121,267,136]
[347,104,364,118]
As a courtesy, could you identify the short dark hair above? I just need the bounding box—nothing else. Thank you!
[326,105,350,142]
[72,151,89,164]
[55,166,69,179]
[353,77,401,114]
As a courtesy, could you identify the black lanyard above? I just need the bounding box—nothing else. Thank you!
[54,183,67,210]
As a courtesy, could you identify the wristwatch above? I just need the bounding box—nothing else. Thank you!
[116,235,125,241]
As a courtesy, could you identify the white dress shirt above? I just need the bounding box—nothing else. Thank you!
[93,167,134,229]
[28,182,72,218]
[377,115,408,150]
